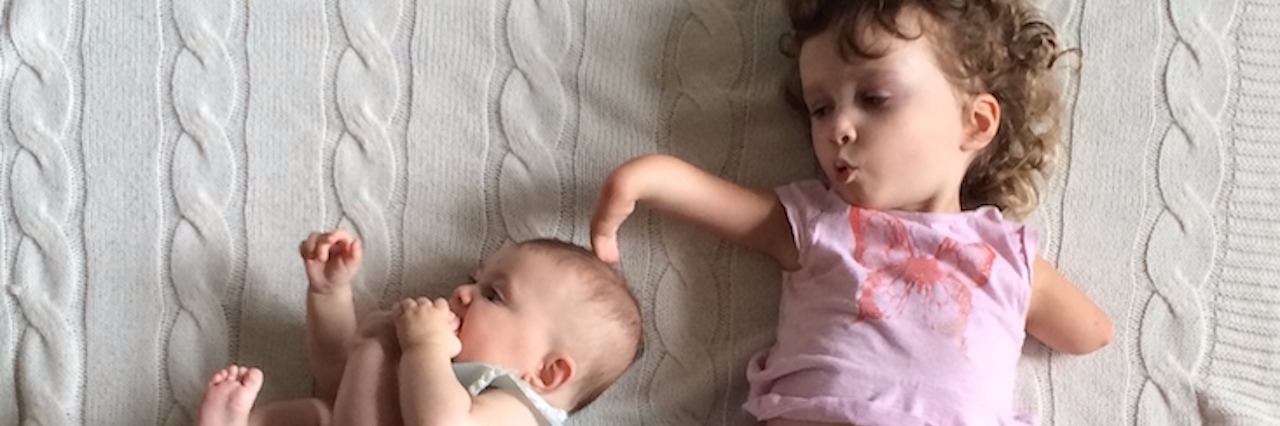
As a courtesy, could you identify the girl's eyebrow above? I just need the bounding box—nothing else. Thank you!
[845,61,898,78]
[801,85,830,104]
[801,89,818,104]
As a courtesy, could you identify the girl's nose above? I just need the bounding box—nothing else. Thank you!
[833,121,855,146]
[828,114,855,146]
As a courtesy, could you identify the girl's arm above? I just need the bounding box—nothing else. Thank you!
[1025,257,1114,355]
[591,154,799,270]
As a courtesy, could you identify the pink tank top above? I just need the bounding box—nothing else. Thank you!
[744,180,1038,425]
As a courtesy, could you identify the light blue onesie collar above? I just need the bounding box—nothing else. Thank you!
[452,362,568,426]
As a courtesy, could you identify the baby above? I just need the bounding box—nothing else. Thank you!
[196,228,643,426]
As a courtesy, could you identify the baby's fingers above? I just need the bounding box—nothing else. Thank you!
[315,229,355,262]
[299,232,325,260]
[392,298,417,317]
[432,298,450,311]
[314,236,338,262]
[430,298,460,332]
[439,299,460,331]
[341,239,363,265]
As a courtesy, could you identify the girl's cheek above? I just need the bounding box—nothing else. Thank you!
[811,124,830,141]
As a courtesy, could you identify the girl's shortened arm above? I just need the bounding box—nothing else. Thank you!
[1025,257,1114,355]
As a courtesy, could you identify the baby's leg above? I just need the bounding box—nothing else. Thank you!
[244,399,332,426]
[197,365,263,426]
[331,332,402,426]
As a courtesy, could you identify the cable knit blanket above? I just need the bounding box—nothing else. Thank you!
[0,0,1276,424]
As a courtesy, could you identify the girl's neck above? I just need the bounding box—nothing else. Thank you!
[845,191,964,215]
[898,194,963,214]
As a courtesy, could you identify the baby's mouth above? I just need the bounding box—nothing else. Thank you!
[450,305,464,334]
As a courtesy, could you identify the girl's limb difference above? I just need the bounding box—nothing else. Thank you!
[1025,257,1115,354]
[591,154,799,269]
[300,229,364,402]
[394,298,539,426]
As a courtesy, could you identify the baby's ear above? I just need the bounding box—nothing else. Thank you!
[530,351,575,393]
[963,92,1000,152]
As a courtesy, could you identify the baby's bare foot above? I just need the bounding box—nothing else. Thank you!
[197,365,263,426]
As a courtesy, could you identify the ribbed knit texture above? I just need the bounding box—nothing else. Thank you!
[0,1,1274,425]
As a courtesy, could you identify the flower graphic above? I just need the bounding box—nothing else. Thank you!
[850,208,996,341]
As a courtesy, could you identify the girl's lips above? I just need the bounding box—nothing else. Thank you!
[835,160,857,183]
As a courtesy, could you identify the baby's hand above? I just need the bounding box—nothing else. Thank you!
[356,308,397,344]
[393,297,461,358]
[300,229,363,294]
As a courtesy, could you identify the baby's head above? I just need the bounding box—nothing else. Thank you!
[447,239,642,412]
[784,0,1065,218]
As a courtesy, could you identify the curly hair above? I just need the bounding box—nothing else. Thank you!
[783,0,1068,219]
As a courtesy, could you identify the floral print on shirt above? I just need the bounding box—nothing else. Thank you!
[850,208,997,342]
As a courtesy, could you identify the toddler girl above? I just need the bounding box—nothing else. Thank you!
[591,1,1113,424]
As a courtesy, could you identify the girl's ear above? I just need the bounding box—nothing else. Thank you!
[963,93,1000,152]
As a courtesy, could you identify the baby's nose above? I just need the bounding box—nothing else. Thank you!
[452,285,473,309]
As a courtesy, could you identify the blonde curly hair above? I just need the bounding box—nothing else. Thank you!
[782,0,1068,219]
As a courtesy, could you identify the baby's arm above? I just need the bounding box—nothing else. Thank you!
[300,229,363,402]
[1025,257,1114,354]
[592,154,799,269]
[392,298,540,426]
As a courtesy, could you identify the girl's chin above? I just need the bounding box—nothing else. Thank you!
[831,186,868,206]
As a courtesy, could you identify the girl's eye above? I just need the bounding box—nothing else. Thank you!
[809,106,831,119]
[860,94,889,108]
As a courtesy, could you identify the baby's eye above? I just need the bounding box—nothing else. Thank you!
[481,286,504,303]
[808,105,831,119]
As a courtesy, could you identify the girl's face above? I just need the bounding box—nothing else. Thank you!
[797,14,991,213]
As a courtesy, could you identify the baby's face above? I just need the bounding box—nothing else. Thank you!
[447,244,579,376]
